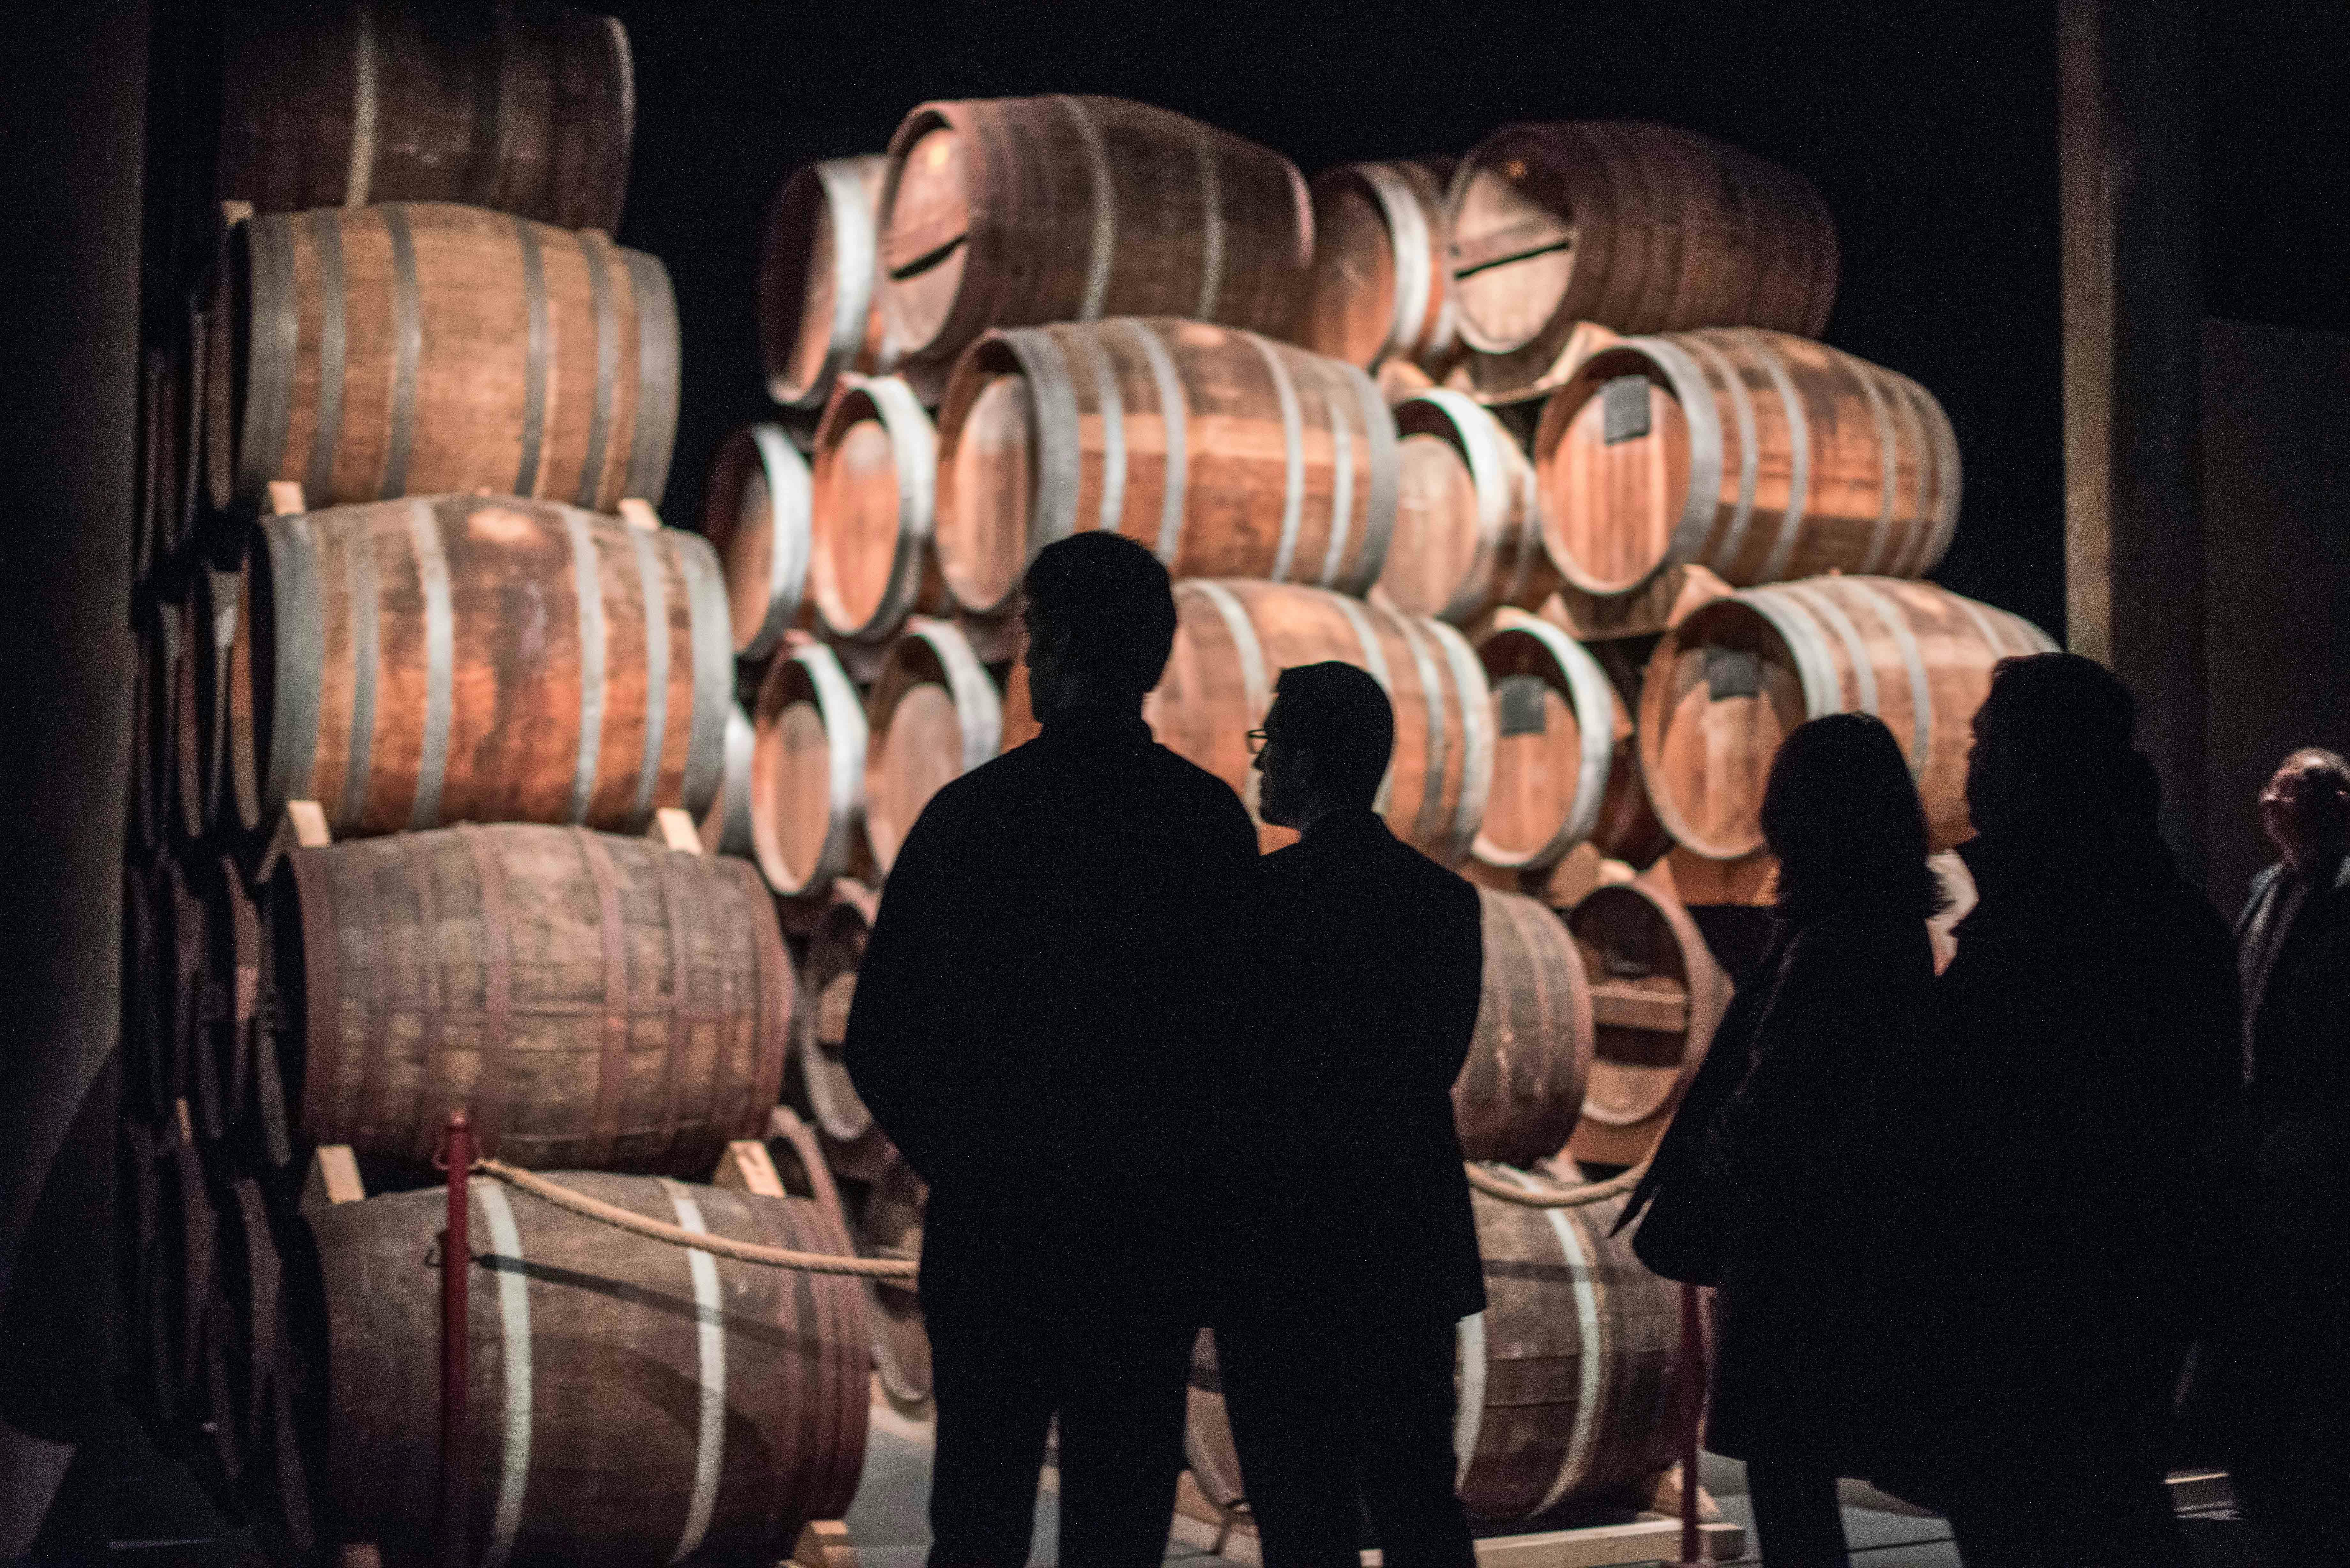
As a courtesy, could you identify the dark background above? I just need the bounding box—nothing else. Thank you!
[595,0,2340,645]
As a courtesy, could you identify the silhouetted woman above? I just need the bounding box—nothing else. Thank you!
[1622,713,1944,1568]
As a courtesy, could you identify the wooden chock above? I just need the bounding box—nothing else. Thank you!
[1662,844,1778,908]
[267,480,308,517]
[710,1138,787,1199]
[301,1145,366,1215]
[617,497,662,531]
[791,1520,859,1568]
[648,805,702,853]
[256,799,332,884]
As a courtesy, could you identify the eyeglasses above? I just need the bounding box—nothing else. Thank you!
[1246,728,1270,757]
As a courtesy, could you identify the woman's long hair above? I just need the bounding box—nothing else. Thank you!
[1762,713,1948,924]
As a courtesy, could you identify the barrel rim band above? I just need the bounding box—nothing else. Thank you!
[743,424,813,659]
[576,229,619,508]
[513,215,550,496]
[566,509,609,824]
[1453,1309,1487,1487]
[658,1178,727,1564]
[1427,615,1495,865]
[337,515,379,831]
[1054,94,1118,320]
[1626,335,1725,582]
[1247,333,1308,583]
[865,376,938,640]
[1347,359,1399,594]
[475,1179,532,1568]
[381,205,421,500]
[796,642,871,893]
[673,527,732,817]
[1742,330,1813,584]
[1679,332,1761,575]
[1776,579,1884,721]
[1878,369,1931,577]
[1004,328,1084,563]
[262,515,324,824]
[1070,326,1126,537]
[812,158,879,398]
[913,617,1004,772]
[239,214,299,506]
[1470,617,1617,869]
[1359,161,1434,367]
[1833,576,1934,780]
[575,828,633,1167]
[623,246,679,507]
[1313,357,1356,591]
[344,1,378,207]
[1845,350,1902,575]
[1188,119,1225,320]
[408,498,454,828]
[1418,388,1511,623]
[1740,586,1844,721]
[1513,1167,1605,1515]
[304,210,347,503]
[1112,320,1187,567]
[629,521,671,826]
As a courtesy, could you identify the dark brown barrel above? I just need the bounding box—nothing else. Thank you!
[1189,1185,1681,1524]
[305,1176,869,1567]
[1565,879,1733,1168]
[228,494,731,839]
[698,701,756,859]
[163,860,217,1138]
[759,156,890,409]
[795,881,890,1182]
[1448,122,1838,397]
[1534,330,1961,598]
[1376,389,1552,625]
[270,823,792,1176]
[179,568,239,840]
[810,375,944,644]
[1302,159,1459,373]
[878,96,1313,382]
[864,618,1002,877]
[1149,581,1491,863]
[201,856,263,1158]
[751,643,870,900]
[1473,612,1661,873]
[212,202,677,514]
[1639,576,2058,859]
[216,1,632,232]
[934,317,1397,618]
[702,422,813,659]
[1457,889,1594,1165]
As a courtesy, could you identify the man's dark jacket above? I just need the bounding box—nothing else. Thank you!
[843,706,1259,1307]
[2237,852,2350,1158]
[1220,808,1486,1326]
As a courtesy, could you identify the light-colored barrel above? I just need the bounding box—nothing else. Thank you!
[933,317,1398,618]
[1148,581,1491,864]
[1448,122,1838,397]
[307,1177,868,1567]
[216,2,633,231]
[878,95,1312,381]
[227,494,730,839]
[1456,889,1594,1165]
[1188,1185,1681,1526]
[212,202,677,514]
[1639,576,2058,859]
[698,701,756,858]
[1565,878,1733,1168]
[751,643,870,900]
[758,155,890,409]
[1533,329,1961,598]
[271,823,792,1175]
[863,618,1002,877]
[701,422,813,660]
[1473,611,1661,872]
[810,375,944,644]
[1376,389,1552,625]
[1302,159,1459,373]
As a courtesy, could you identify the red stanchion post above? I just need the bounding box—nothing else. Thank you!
[439,1107,474,1568]
[1679,1280,1705,1566]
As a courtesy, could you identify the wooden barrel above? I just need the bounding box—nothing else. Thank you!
[1302,160,1459,373]
[751,643,869,900]
[1638,576,2058,859]
[877,96,1313,382]
[1148,581,1491,863]
[1472,612,1661,873]
[863,619,1002,877]
[857,1149,933,1414]
[269,823,792,1177]
[216,1,632,231]
[227,494,731,839]
[304,1176,869,1567]
[1188,1185,1680,1526]
[179,569,240,840]
[933,317,1398,618]
[162,859,219,1140]
[1532,330,1961,598]
[698,701,756,859]
[810,376,944,644]
[1375,389,1551,625]
[1565,879,1732,1168]
[211,202,677,515]
[702,422,813,659]
[201,856,263,1160]
[1447,122,1838,396]
[759,156,890,409]
[1456,889,1594,1165]
[795,881,889,1181]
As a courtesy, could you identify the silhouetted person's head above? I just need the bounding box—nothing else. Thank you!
[1762,712,1946,922]
[2260,747,2350,874]
[1964,652,2146,843]
[1020,532,1178,715]
[1255,662,1393,832]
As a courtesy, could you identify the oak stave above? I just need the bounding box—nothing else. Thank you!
[1302,159,1459,373]
[751,643,870,900]
[306,1176,868,1567]
[1533,329,1961,598]
[1187,1185,1681,1525]
[213,202,677,514]
[270,822,792,1177]
[1565,878,1732,1168]
[934,318,1398,619]
[758,155,890,409]
[1148,581,1491,863]
[229,494,730,840]
[1638,575,2058,859]
[1448,122,1838,397]
[863,619,1002,878]
[702,421,813,659]
[878,95,1313,381]
[1376,389,1552,625]
[216,1,633,232]
[1473,611,1661,873]
[809,375,945,644]
[1456,888,1595,1166]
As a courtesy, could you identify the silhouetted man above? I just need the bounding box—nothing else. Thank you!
[1212,662,1484,1568]
[1876,654,2238,1567]
[844,532,1258,1568]
[2208,748,2350,1565]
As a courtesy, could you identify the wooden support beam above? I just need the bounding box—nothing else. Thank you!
[1587,983,1690,1034]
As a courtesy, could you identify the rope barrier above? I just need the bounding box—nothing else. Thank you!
[1460,1158,1648,1207]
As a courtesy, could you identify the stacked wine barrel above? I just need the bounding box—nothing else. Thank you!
[121,9,871,1564]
